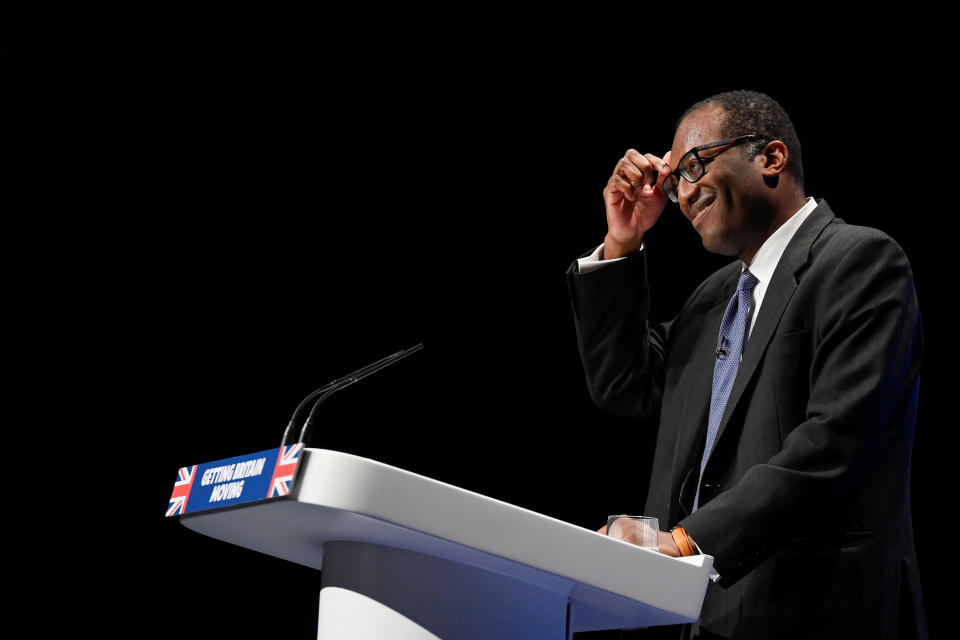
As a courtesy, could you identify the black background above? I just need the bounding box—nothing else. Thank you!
[10,5,956,638]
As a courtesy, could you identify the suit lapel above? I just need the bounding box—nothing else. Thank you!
[708,200,836,457]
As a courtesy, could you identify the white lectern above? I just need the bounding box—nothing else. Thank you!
[181,448,712,639]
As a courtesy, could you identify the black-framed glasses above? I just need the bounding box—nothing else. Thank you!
[662,134,762,203]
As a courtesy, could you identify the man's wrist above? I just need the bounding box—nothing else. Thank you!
[670,526,697,557]
[603,233,644,259]
[657,530,680,556]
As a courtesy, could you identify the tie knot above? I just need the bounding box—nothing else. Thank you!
[737,269,758,294]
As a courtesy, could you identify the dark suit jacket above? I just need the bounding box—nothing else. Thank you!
[567,200,926,639]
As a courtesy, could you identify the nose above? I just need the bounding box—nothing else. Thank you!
[676,175,699,212]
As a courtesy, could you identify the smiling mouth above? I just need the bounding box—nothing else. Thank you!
[690,194,716,227]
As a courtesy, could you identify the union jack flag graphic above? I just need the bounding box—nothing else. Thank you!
[167,465,197,517]
[268,444,303,498]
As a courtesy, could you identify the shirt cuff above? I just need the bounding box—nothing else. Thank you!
[690,539,721,582]
[576,242,645,273]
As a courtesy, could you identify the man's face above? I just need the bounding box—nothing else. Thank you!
[669,105,766,259]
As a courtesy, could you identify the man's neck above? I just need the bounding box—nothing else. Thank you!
[740,190,808,265]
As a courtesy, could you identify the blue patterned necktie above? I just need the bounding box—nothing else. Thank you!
[693,269,759,511]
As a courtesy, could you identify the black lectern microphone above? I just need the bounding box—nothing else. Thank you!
[279,343,424,448]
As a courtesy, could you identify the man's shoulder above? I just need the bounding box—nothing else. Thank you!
[820,214,896,242]
[799,214,917,299]
[783,198,907,260]
[813,216,911,264]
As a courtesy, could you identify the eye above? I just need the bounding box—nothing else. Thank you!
[682,156,702,176]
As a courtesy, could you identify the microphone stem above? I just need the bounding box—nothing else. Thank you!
[282,343,424,448]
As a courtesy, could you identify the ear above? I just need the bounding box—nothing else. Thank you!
[758,140,789,177]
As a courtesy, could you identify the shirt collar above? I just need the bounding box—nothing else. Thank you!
[743,196,818,282]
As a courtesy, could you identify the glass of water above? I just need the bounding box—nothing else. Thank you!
[606,514,659,551]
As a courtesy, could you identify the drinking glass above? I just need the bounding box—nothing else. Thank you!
[606,514,659,551]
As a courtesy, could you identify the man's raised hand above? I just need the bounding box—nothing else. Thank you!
[602,149,672,259]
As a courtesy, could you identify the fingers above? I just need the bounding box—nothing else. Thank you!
[623,150,657,193]
[661,150,673,179]
[605,519,658,545]
[608,173,636,203]
[603,148,671,244]
[610,150,669,198]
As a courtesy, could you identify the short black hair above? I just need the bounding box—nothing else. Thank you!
[678,90,804,187]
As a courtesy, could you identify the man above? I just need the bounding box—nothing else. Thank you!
[567,91,925,639]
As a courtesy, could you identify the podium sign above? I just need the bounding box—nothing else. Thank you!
[167,444,303,517]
